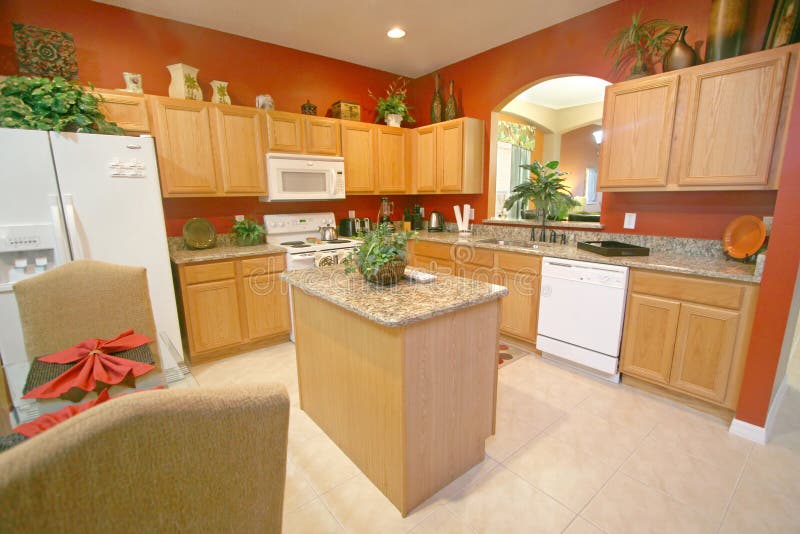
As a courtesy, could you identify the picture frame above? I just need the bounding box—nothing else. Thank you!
[763,0,800,49]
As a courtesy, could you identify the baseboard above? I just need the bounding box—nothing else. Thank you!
[729,375,788,444]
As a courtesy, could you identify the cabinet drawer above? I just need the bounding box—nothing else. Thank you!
[630,270,744,310]
[414,240,452,260]
[184,261,236,284]
[455,246,494,267]
[241,255,286,276]
[496,251,541,274]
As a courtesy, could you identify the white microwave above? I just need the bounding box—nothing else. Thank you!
[261,152,345,201]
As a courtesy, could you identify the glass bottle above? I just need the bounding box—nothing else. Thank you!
[444,80,458,121]
[430,73,443,124]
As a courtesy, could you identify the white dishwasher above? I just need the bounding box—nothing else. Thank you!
[537,257,629,382]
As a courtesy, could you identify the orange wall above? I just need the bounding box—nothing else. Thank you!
[560,125,600,197]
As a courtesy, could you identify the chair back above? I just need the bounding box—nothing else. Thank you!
[13,260,161,367]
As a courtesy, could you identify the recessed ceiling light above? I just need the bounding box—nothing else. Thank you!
[387,27,406,39]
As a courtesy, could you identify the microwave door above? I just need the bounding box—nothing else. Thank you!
[279,168,329,199]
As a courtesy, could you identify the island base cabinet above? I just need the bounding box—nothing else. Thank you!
[292,289,499,516]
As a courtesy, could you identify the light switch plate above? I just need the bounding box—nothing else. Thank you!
[623,213,637,229]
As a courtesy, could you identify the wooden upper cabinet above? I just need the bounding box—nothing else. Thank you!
[621,294,680,385]
[94,89,149,133]
[305,117,342,155]
[438,119,465,191]
[598,73,679,189]
[210,105,267,195]
[678,51,790,187]
[376,126,408,192]
[412,125,437,192]
[266,111,304,153]
[342,122,376,193]
[148,96,218,196]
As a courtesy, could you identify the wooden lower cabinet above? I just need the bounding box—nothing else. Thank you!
[175,254,290,361]
[620,269,758,409]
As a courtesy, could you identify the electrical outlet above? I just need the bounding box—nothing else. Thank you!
[623,213,637,229]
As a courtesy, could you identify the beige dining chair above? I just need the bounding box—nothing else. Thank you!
[13,260,162,368]
[0,383,290,533]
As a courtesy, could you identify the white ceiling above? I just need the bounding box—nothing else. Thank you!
[515,76,610,109]
[94,0,617,78]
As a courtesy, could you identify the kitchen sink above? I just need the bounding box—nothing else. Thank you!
[477,238,552,249]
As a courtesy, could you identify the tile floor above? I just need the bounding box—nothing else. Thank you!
[192,342,800,533]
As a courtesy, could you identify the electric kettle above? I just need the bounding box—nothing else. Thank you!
[428,211,445,232]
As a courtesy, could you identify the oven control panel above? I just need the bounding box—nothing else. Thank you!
[263,212,336,235]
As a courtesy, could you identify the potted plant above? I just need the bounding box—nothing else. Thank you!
[345,223,416,285]
[0,76,123,134]
[503,160,579,237]
[232,215,266,246]
[605,10,682,79]
[369,77,415,127]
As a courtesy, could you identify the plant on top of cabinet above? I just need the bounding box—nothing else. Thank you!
[232,215,266,246]
[369,77,415,127]
[503,160,578,235]
[0,75,123,134]
[606,10,681,78]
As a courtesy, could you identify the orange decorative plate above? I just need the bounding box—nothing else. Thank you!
[722,215,766,259]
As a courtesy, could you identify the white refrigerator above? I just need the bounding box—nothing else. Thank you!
[0,129,184,382]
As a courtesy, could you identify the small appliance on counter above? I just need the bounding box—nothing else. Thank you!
[339,218,357,237]
[428,211,445,232]
[378,197,394,227]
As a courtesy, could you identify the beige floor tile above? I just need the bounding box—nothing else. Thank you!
[576,385,663,439]
[563,516,605,534]
[288,407,325,444]
[417,456,499,508]
[582,472,717,534]
[504,432,617,512]
[719,462,800,534]
[485,384,565,461]
[288,433,360,494]
[620,433,742,522]
[500,356,599,411]
[544,410,642,467]
[284,458,317,513]
[410,506,476,534]
[445,465,575,534]
[283,497,343,534]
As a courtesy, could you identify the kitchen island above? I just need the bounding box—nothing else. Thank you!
[283,266,507,516]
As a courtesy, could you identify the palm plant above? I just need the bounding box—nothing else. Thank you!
[606,10,681,78]
[504,160,579,236]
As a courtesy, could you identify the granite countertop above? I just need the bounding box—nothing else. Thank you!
[414,232,761,283]
[169,235,286,264]
[282,265,508,327]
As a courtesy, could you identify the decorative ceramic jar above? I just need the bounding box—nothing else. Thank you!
[210,80,231,104]
[301,99,318,115]
[122,72,143,93]
[430,72,443,123]
[663,26,699,71]
[256,94,274,110]
[167,63,201,100]
[385,113,402,127]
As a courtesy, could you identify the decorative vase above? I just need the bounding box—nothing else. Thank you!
[663,26,699,71]
[210,80,231,104]
[166,63,201,100]
[430,72,443,123]
[256,94,274,110]
[122,72,143,93]
[444,80,458,120]
[301,99,318,115]
[385,113,402,127]
[364,260,407,285]
[705,0,748,62]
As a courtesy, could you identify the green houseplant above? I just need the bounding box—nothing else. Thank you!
[504,160,579,235]
[345,223,416,285]
[232,216,266,246]
[0,76,123,134]
[605,10,681,78]
[369,77,415,127]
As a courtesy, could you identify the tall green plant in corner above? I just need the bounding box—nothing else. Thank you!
[504,160,579,236]
[0,76,123,134]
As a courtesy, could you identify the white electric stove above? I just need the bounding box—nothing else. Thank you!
[264,212,361,272]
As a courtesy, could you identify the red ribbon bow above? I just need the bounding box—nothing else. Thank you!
[22,329,155,400]
[15,389,112,438]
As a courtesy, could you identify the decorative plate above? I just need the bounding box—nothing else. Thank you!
[12,23,78,79]
[183,218,217,250]
[722,215,766,259]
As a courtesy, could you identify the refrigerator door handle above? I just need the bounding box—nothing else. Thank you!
[61,194,85,260]
[48,194,72,265]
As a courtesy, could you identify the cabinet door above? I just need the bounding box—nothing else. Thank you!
[185,279,243,353]
[149,97,218,196]
[342,122,375,193]
[598,74,679,189]
[210,105,267,195]
[498,269,538,343]
[438,120,464,191]
[376,127,407,193]
[413,125,437,192]
[94,90,149,133]
[266,111,304,153]
[620,294,680,384]
[305,117,342,155]
[242,273,291,340]
[670,303,739,402]
[413,254,455,275]
[678,52,789,187]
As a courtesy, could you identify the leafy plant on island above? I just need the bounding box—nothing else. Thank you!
[0,76,123,134]
[232,215,266,246]
[605,10,682,78]
[504,160,579,234]
[345,223,416,281]
[369,77,416,125]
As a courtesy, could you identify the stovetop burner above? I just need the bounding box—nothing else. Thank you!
[280,240,306,246]
[322,239,352,244]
